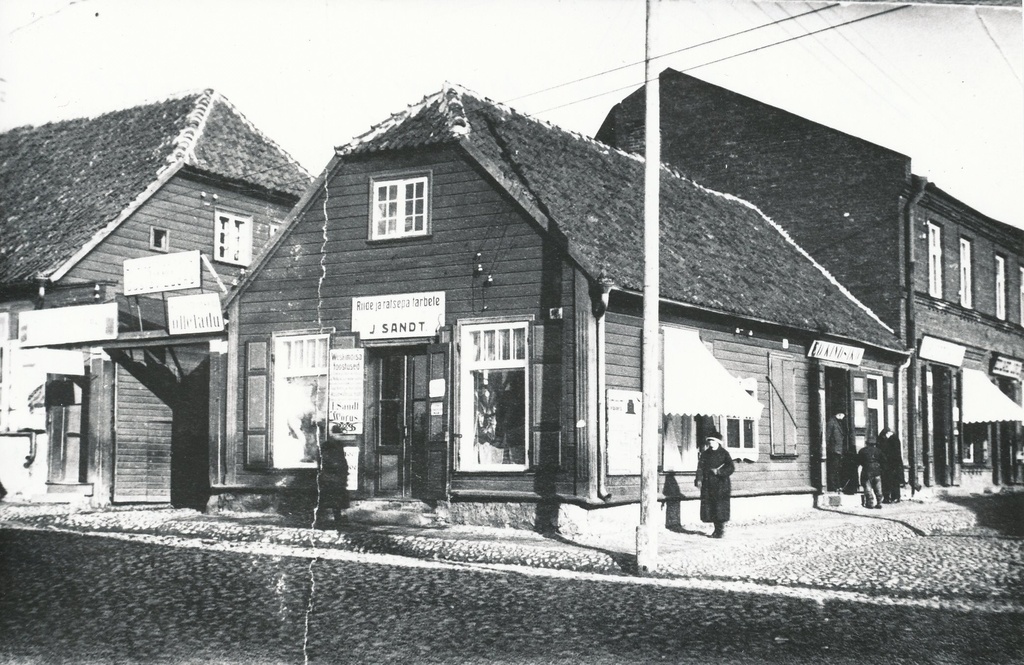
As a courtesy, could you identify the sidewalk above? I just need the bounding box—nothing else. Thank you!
[3,491,1015,582]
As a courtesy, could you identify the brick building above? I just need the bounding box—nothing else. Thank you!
[596,69,1024,492]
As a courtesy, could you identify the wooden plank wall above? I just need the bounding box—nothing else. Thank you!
[113,365,173,502]
[233,147,578,496]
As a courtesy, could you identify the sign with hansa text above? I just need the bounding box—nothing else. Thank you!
[165,293,224,335]
[123,250,201,295]
[808,340,864,366]
[18,303,118,347]
[351,291,445,340]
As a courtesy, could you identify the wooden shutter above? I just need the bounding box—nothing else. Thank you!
[423,341,450,499]
[768,354,797,457]
[244,340,270,468]
[531,321,563,469]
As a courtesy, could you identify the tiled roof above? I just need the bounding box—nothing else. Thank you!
[0,90,310,285]
[338,84,902,351]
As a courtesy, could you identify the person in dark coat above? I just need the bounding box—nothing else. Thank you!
[826,412,848,493]
[316,437,351,528]
[694,430,735,538]
[878,427,904,503]
[857,438,884,509]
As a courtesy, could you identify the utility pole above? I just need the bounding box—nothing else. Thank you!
[636,0,660,574]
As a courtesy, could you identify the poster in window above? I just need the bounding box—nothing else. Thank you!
[606,389,642,474]
[329,348,364,436]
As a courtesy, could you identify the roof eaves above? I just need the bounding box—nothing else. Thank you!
[46,161,186,282]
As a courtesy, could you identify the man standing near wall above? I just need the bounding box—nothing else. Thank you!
[827,412,848,492]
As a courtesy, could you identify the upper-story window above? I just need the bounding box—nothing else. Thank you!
[214,210,253,266]
[927,221,943,298]
[995,255,1006,320]
[370,175,429,240]
[958,237,972,308]
[150,227,170,253]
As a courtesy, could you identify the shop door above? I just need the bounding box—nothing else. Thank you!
[113,365,172,502]
[375,347,429,499]
[931,366,956,486]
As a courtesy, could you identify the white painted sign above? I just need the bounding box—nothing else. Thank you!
[16,348,85,375]
[18,303,118,347]
[344,446,360,491]
[351,291,445,340]
[166,293,224,335]
[808,340,864,366]
[329,348,364,435]
[992,355,1023,380]
[606,389,642,474]
[123,250,201,295]
[919,336,966,367]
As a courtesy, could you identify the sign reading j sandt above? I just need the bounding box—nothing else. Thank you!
[351,291,445,340]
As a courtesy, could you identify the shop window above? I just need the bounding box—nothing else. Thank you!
[370,175,429,240]
[725,378,758,461]
[962,423,988,465]
[459,321,528,471]
[662,414,697,472]
[958,238,972,308]
[768,355,798,457]
[995,255,1006,320]
[927,221,943,299]
[214,210,253,266]
[150,227,170,253]
[271,333,329,468]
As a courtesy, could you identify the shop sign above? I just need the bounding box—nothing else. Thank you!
[992,355,1023,380]
[606,389,642,474]
[123,250,201,295]
[351,291,445,340]
[808,340,864,366]
[16,348,85,375]
[918,336,966,367]
[18,303,117,347]
[329,348,364,435]
[166,293,224,335]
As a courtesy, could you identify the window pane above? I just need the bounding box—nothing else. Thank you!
[467,369,525,466]
[498,329,510,361]
[743,420,755,448]
[513,328,525,359]
[727,418,740,448]
[484,330,495,361]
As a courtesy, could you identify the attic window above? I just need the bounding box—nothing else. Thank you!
[369,174,430,240]
[213,210,253,266]
[150,227,170,252]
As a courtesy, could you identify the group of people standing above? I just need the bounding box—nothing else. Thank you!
[828,412,905,509]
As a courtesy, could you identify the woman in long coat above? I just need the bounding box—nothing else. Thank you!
[878,427,904,503]
[694,430,735,538]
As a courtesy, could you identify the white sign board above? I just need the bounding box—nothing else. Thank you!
[18,303,118,347]
[606,389,642,474]
[808,340,864,366]
[166,293,224,335]
[329,348,364,435]
[919,336,966,367]
[16,348,85,376]
[351,291,445,340]
[123,250,201,295]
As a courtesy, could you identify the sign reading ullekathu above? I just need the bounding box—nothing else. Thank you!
[166,293,224,335]
[351,291,445,340]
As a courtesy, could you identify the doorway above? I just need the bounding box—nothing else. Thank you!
[374,346,430,498]
[929,366,956,486]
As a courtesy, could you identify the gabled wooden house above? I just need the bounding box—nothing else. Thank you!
[0,90,309,506]
[222,85,905,531]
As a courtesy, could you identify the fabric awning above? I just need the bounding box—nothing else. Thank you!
[662,328,764,420]
[961,368,1024,423]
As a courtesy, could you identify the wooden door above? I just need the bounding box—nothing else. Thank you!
[113,366,172,502]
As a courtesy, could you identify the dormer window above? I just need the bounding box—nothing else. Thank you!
[214,210,253,266]
[370,175,430,240]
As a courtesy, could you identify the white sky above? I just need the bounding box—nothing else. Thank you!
[1,0,1022,228]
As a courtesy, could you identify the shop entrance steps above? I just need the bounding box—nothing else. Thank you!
[341,499,444,528]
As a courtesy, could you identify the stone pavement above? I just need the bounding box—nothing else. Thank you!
[2,491,1021,608]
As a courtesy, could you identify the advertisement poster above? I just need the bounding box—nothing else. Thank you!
[329,348,364,435]
[606,389,642,474]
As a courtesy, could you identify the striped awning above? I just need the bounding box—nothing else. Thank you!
[662,328,764,420]
[961,368,1024,423]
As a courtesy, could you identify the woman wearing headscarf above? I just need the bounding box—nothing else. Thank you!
[694,430,735,538]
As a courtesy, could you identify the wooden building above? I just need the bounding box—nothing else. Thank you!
[0,91,308,506]
[220,85,905,531]
[597,69,1024,495]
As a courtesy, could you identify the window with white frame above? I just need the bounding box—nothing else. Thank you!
[725,377,759,461]
[214,210,253,266]
[959,238,972,308]
[1020,266,1024,326]
[272,333,329,468]
[370,175,429,240]
[995,255,1007,320]
[0,312,9,431]
[927,221,943,298]
[459,321,528,471]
